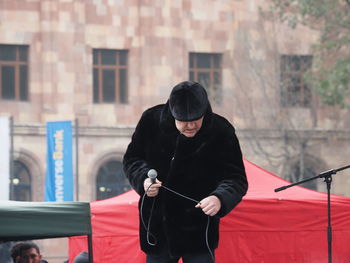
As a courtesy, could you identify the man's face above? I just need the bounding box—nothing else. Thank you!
[175,116,204,137]
[20,248,42,263]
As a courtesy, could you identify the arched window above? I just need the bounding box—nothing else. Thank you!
[96,160,131,200]
[10,160,32,201]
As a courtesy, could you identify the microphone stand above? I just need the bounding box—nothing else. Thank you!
[274,164,350,263]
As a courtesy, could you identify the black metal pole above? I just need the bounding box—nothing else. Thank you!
[325,175,332,263]
[275,164,350,263]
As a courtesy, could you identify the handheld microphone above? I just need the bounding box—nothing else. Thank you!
[147,169,158,184]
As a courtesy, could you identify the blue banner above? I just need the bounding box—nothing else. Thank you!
[45,121,73,201]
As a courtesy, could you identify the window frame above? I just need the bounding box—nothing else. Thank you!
[0,44,29,101]
[93,49,128,104]
[95,159,131,200]
[189,52,222,105]
[280,55,313,108]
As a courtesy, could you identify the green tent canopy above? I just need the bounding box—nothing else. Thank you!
[0,201,93,262]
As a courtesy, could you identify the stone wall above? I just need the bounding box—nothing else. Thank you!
[1,0,349,261]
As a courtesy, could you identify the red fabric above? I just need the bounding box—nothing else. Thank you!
[69,160,350,262]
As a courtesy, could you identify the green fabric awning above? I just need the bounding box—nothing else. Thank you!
[0,201,92,242]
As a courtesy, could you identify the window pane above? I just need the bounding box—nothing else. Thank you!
[286,87,299,106]
[213,55,221,68]
[107,161,124,183]
[213,72,222,104]
[19,46,28,62]
[197,54,211,68]
[2,66,15,99]
[288,56,312,72]
[11,160,31,201]
[20,65,28,101]
[93,50,98,65]
[214,72,221,86]
[102,69,115,102]
[106,161,120,172]
[303,84,312,107]
[300,56,312,69]
[198,72,210,90]
[0,45,16,61]
[15,161,31,184]
[288,56,300,71]
[189,71,194,81]
[13,185,31,201]
[290,76,301,88]
[93,68,99,103]
[96,160,131,200]
[119,51,127,66]
[189,53,195,68]
[119,69,127,103]
[101,50,116,65]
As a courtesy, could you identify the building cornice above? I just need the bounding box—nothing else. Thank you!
[13,124,136,138]
[13,124,350,140]
[237,128,350,140]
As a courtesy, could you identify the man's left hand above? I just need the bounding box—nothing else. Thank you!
[195,195,221,216]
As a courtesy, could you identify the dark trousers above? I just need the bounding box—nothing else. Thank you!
[146,249,215,263]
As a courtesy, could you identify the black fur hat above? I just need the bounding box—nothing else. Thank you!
[169,81,209,121]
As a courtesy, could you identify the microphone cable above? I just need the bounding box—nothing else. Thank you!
[140,184,157,246]
[140,182,215,263]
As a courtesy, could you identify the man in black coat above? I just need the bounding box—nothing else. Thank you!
[123,81,248,263]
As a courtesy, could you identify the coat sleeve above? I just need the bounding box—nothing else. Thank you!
[123,111,153,195]
[211,123,248,217]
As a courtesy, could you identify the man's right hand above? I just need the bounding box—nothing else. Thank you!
[144,178,162,197]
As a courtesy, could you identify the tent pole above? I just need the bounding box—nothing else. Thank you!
[87,234,94,263]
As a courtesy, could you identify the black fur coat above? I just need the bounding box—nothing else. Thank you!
[123,101,248,257]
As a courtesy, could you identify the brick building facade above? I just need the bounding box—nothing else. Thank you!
[0,0,349,261]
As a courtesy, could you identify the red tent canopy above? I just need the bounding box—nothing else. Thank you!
[69,160,350,262]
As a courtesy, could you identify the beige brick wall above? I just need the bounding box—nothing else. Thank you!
[1,0,349,261]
